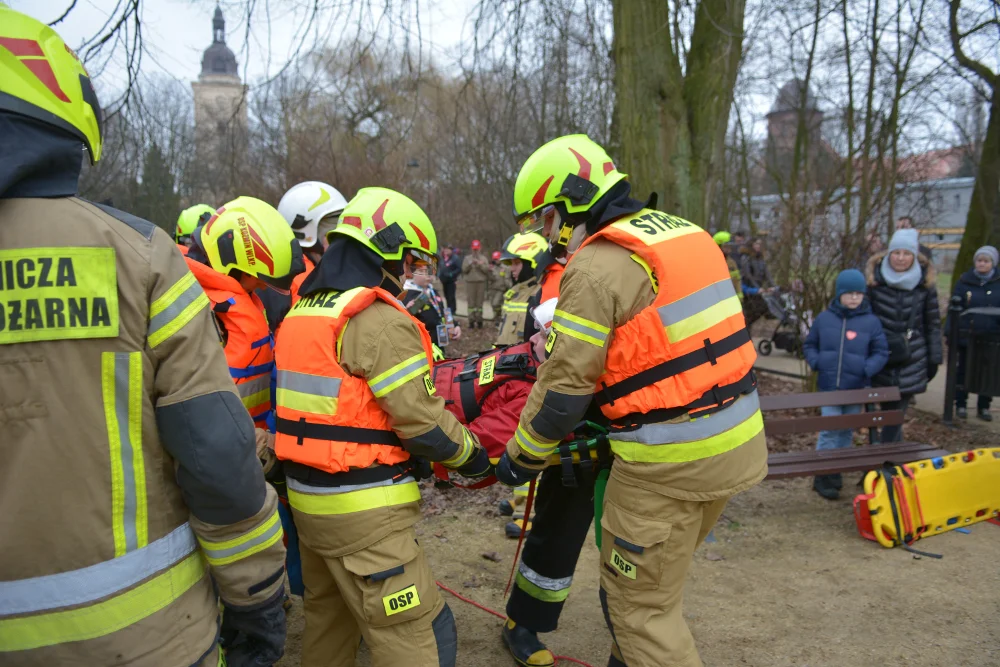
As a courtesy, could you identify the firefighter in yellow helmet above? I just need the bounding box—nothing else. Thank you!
[713,230,743,300]
[496,135,767,667]
[494,232,549,346]
[176,203,216,252]
[0,8,287,666]
[185,196,305,432]
[272,187,491,666]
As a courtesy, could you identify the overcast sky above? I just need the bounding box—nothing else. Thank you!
[14,0,474,97]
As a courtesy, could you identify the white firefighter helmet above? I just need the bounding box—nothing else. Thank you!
[276,181,348,248]
[532,297,557,335]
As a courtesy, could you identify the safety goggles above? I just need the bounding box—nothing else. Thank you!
[517,205,556,235]
[406,249,439,274]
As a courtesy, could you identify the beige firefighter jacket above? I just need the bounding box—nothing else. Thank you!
[504,236,767,500]
[489,263,512,296]
[495,277,539,346]
[462,252,490,283]
[338,298,480,466]
[0,197,285,666]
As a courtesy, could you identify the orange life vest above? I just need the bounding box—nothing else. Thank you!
[540,261,563,303]
[290,254,315,308]
[273,286,435,474]
[185,258,274,428]
[581,209,757,422]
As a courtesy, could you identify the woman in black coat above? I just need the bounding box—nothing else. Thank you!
[865,229,943,441]
[946,245,1000,421]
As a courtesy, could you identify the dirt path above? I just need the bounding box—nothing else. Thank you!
[276,309,999,666]
[278,476,999,666]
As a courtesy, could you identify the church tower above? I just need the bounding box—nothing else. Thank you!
[192,6,246,141]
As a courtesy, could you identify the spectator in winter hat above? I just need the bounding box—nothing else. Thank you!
[865,228,943,441]
[946,245,1000,421]
[803,269,889,498]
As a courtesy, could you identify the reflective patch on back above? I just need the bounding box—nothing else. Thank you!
[0,248,118,344]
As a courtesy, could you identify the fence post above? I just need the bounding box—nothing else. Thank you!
[942,295,963,426]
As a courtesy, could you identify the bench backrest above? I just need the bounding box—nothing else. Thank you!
[760,387,903,436]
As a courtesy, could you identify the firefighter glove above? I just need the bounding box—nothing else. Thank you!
[221,588,287,666]
[496,452,538,487]
[455,447,493,479]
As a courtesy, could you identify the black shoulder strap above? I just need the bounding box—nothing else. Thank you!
[86,200,157,240]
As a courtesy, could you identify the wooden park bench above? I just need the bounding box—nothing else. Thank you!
[760,386,951,479]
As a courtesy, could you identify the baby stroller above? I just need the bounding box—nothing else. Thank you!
[756,289,811,357]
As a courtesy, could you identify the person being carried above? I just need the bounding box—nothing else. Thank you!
[803,269,888,499]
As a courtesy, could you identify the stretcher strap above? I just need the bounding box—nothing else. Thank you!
[880,464,942,559]
[901,464,929,541]
[596,328,751,407]
[458,356,482,421]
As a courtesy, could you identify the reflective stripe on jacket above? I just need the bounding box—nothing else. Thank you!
[579,209,760,463]
[0,196,283,665]
[186,258,274,428]
[273,286,434,475]
[496,278,538,346]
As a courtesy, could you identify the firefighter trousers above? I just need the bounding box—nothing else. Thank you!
[506,466,595,633]
[466,281,486,325]
[292,506,458,667]
[599,474,729,667]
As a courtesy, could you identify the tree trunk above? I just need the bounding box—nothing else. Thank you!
[613,0,744,227]
[955,90,1000,278]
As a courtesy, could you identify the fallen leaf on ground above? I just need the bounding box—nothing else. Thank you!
[481,551,502,563]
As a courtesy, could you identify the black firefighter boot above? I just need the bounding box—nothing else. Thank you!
[812,474,840,500]
[501,618,554,667]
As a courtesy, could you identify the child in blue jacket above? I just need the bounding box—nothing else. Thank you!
[803,269,890,499]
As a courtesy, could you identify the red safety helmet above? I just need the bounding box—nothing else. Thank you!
[491,250,502,261]
[471,239,481,250]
